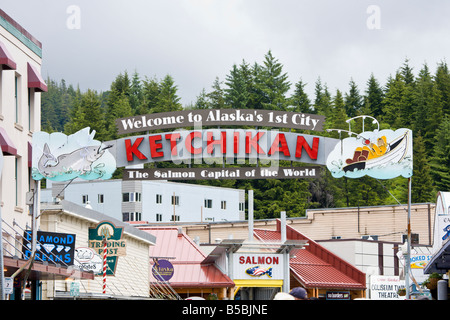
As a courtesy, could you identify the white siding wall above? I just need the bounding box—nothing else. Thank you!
[40,210,150,299]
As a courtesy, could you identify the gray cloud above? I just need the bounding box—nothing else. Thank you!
[3,1,450,105]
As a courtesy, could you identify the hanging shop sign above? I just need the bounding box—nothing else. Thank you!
[23,230,76,265]
[326,127,413,180]
[115,109,325,134]
[31,127,116,181]
[152,259,175,281]
[88,221,126,275]
[74,247,103,274]
[233,253,284,280]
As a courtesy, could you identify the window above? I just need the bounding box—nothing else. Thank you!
[156,213,162,221]
[170,215,180,221]
[82,195,88,204]
[14,75,19,123]
[123,212,141,222]
[156,194,162,204]
[402,233,419,245]
[221,201,226,210]
[239,202,245,211]
[98,194,104,203]
[361,235,379,241]
[204,199,213,208]
[171,195,179,206]
[15,158,18,206]
[28,88,35,131]
[122,192,141,202]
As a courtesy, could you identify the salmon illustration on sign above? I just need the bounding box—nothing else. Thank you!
[32,127,116,181]
[245,265,273,278]
[326,116,413,180]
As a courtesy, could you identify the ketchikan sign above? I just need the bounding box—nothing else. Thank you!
[31,110,413,181]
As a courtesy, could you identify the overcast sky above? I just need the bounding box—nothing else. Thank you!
[3,1,450,106]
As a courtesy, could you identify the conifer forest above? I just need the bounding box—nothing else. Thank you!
[41,51,450,219]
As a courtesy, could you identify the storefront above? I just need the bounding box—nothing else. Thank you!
[232,253,284,300]
[139,226,235,300]
[39,200,156,299]
[253,220,367,300]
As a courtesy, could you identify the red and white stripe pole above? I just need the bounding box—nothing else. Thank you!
[102,238,107,294]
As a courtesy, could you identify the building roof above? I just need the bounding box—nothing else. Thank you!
[41,200,157,245]
[254,220,366,290]
[139,226,234,288]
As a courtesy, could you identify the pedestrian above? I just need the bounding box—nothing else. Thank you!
[289,287,308,300]
[273,292,295,300]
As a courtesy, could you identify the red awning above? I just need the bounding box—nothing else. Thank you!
[0,127,17,155]
[0,41,16,70]
[254,221,366,290]
[27,62,47,92]
[141,227,234,288]
[28,141,32,167]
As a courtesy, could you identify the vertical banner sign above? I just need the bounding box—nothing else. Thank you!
[88,221,126,276]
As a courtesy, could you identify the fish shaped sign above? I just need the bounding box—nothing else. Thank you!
[245,265,273,278]
[32,127,116,181]
[326,116,413,179]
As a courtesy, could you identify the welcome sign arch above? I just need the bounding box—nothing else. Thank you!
[31,110,412,182]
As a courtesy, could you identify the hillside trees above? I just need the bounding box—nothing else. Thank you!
[41,51,449,219]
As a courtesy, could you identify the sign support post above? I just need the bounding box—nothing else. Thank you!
[102,238,107,294]
[405,177,412,299]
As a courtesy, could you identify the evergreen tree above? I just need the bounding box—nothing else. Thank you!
[256,51,290,110]
[313,78,332,117]
[130,71,143,113]
[193,88,210,109]
[138,76,160,115]
[224,64,249,109]
[328,89,348,135]
[155,75,182,113]
[344,79,363,118]
[207,77,225,109]
[412,132,434,202]
[434,61,450,115]
[381,73,405,128]
[364,73,384,119]
[290,79,312,113]
[430,116,450,191]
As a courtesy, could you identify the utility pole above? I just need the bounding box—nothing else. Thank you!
[405,177,412,299]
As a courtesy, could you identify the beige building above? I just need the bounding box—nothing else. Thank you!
[179,203,435,246]
[40,200,156,299]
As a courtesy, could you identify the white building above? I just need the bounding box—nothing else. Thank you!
[0,8,46,230]
[42,179,246,223]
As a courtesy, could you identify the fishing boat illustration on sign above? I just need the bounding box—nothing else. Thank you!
[326,116,412,179]
[32,127,116,181]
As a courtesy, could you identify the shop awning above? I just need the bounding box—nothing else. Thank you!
[424,240,450,274]
[3,256,94,281]
[0,127,17,155]
[0,41,16,70]
[27,62,47,92]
